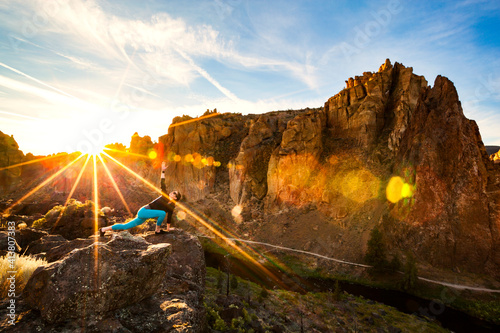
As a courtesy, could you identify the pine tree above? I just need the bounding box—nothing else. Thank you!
[364,227,388,270]
[401,252,418,291]
[332,279,342,301]
[216,269,224,294]
[230,274,238,291]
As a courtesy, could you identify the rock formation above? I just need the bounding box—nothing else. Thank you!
[391,75,498,273]
[159,113,248,202]
[266,109,326,207]
[32,200,107,240]
[23,234,171,323]
[229,111,302,204]
[156,59,500,278]
[1,230,206,332]
[325,59,428,151]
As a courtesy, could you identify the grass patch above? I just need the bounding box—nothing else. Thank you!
[0,254,47,298]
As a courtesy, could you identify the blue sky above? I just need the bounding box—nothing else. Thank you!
[0,0,499,155]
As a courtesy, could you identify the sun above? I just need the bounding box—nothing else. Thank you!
[86,144,106,156]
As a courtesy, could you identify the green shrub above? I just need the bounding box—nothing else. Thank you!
[206,305,227,331]
[32,217,47,228]
[231,316,245,330]
[259,286,269,301]
[332,279,342,301]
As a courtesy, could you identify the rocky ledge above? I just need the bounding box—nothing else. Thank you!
[0,229,206,333]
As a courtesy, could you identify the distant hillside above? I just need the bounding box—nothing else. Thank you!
[486,146,500,155]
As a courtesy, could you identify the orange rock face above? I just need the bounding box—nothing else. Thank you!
[156,60,500,277]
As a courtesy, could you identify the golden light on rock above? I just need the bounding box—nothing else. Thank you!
[176,211,186,220]
[339,169,380,203]
[173,154,182,162]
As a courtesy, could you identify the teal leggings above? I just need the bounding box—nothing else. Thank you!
[111,206,166,230]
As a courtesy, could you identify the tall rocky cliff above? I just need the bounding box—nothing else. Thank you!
[159,60,500,278]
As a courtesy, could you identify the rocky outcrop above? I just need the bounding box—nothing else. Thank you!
[156,59,500,278]
[229,112,300,204]
[490,148,500,164]
[266,109,326,208]
[23,234,171,323]
[14,227,48,250]
[2,229,206,332]
[3,59,498,283]
[391,75,499,274]
[159,113,252,202]
[24,234,68,258]
[0,230,21,256]
[33,200,107,240]
[325,59,428,150]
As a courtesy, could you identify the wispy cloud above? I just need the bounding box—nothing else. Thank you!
[1,0,499,153]
[0,61,79,100]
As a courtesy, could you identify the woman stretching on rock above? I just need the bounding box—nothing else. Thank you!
[99,162,181,236]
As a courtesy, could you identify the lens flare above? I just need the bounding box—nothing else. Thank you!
[386,176,414,203]
[52,155,91,231]
[2,154,84,215]
[176,211,186,220]
[102,151,286,288]
[148,151,157,159]
[339,169,380,203]
[92,155,101,292]
[103,147,151,159]
[98,154,133,216]
[0,153,68,171]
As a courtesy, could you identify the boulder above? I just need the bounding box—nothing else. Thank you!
[144,229,205,290]
[117,230,206,332]
[2,229,206,332]
[24,234,69,258]
[0,230,21,256]
[34,200,107,240]
[44,237,94,262]
[23,233,171,323]
[14,227,48,251]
